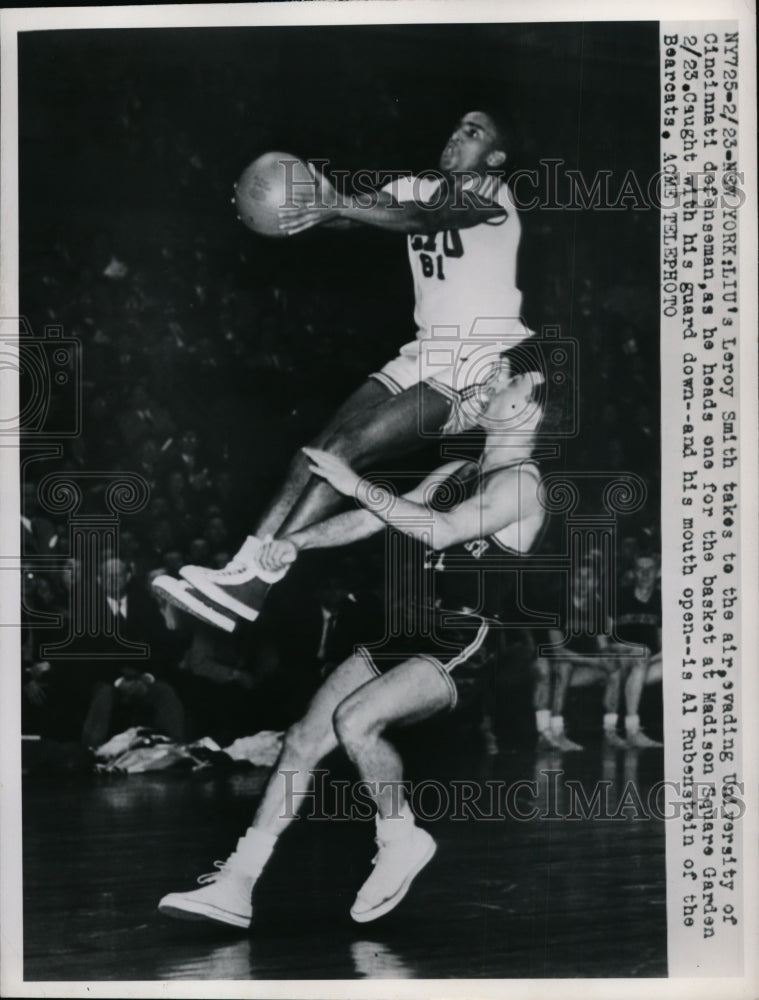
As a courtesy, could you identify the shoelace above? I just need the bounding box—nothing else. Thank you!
[370,836,399,868]
[197,860,231,884]
[210,561,248,579]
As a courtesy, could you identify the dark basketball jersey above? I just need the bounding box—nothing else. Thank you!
[400,459,543,622]
[615,586,662,652]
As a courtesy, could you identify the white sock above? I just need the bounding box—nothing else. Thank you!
[376,803,417,842]
[549,715,565,735]
[603,713,618,733]
[229,827,277,877]
[625,714,640,735]
[535,709,551,733]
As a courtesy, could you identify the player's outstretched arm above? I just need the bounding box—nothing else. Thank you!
[335,182,507,234]
[278,170,506,236]
[300,448,537,550]
[263,451,469,560]
[348,464,541,550]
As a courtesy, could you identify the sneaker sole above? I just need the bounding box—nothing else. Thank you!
[152,576,238,632]
[350,837,437,924]
[180,566,269,622]
[158,894,251,929]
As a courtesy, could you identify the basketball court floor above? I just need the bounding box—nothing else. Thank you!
[22,738,666,982]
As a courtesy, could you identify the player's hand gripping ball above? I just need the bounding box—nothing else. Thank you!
[234,151,316,237]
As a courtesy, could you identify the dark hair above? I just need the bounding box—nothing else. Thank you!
[501,337,573,435]
[470,106,517,156]
[502,340,546,407]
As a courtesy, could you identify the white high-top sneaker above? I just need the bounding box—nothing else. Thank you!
[180,536,291,622]
[158,828,275,929]
[151,575,237,632]
[350,826,436,923]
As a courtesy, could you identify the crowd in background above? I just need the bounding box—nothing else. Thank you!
[18,36,663,755]
[19,211,663,754]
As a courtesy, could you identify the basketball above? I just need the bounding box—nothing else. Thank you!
[234,151,316,237]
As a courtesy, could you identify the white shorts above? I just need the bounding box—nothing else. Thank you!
[371,320,534,433]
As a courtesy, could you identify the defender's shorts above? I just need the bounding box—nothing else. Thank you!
[370,321,534,433]
[356,606,498,711]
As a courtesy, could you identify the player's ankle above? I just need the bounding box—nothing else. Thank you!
[376,804,416,842]
[624,713,640,735]
[549,714,565,735]
[603,712,618,733]
[228,826,277,876]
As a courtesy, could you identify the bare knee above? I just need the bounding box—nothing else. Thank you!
[624,658,647,683]
[555,659,573,679]
[532,657,550,681]
[332,696,379,751]
[283,717,333,765]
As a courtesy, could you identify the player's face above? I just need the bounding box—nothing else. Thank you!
[439,112,505,173]
[574,566,596,602]
[484,371,542,426]
[634,558,658,589]
[100,559,130,595]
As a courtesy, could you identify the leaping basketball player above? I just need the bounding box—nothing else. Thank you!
[158,362,546,928]
[156,109,535,627]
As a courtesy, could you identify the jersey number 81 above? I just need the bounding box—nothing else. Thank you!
[412,229,464,281]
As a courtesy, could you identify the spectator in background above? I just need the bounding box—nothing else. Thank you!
[21,565,88,741]
[118,382,174,450]
[162,550,185,576]
[135,437,163,492]
[204,516,229,556]
[187,538,211,568]
[174,621,257,744]
[268,569,381,681]
[147,518,179,564]
[617,536,639,588]
[532,563,630,751]
[21,482,59,557]
[166,470,188,505]
[118,530,144,579]
[612,551,663,748]
[81,558,187,749]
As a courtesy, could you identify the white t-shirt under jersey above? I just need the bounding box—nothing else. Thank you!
[383,173,524,347]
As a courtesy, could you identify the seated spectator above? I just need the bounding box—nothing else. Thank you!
[617,536,639,588]
[148,518,179,563]
[118,529,145,579]
[162,549,184,576]
[174,621,257,744]
[532,563,630,751]
[81,558,187,749]
[21,567,87,741]
[166,469,187,496]
[134,437,164,492]
[187,537,211,568]
[204,515,229,555]
[21,481,59,557]
[247,564,383,721]
[118,382,174,450]
[612,551,663,748]
[171,429,202,476]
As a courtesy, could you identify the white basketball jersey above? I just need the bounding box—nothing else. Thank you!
[383,174,524,346]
